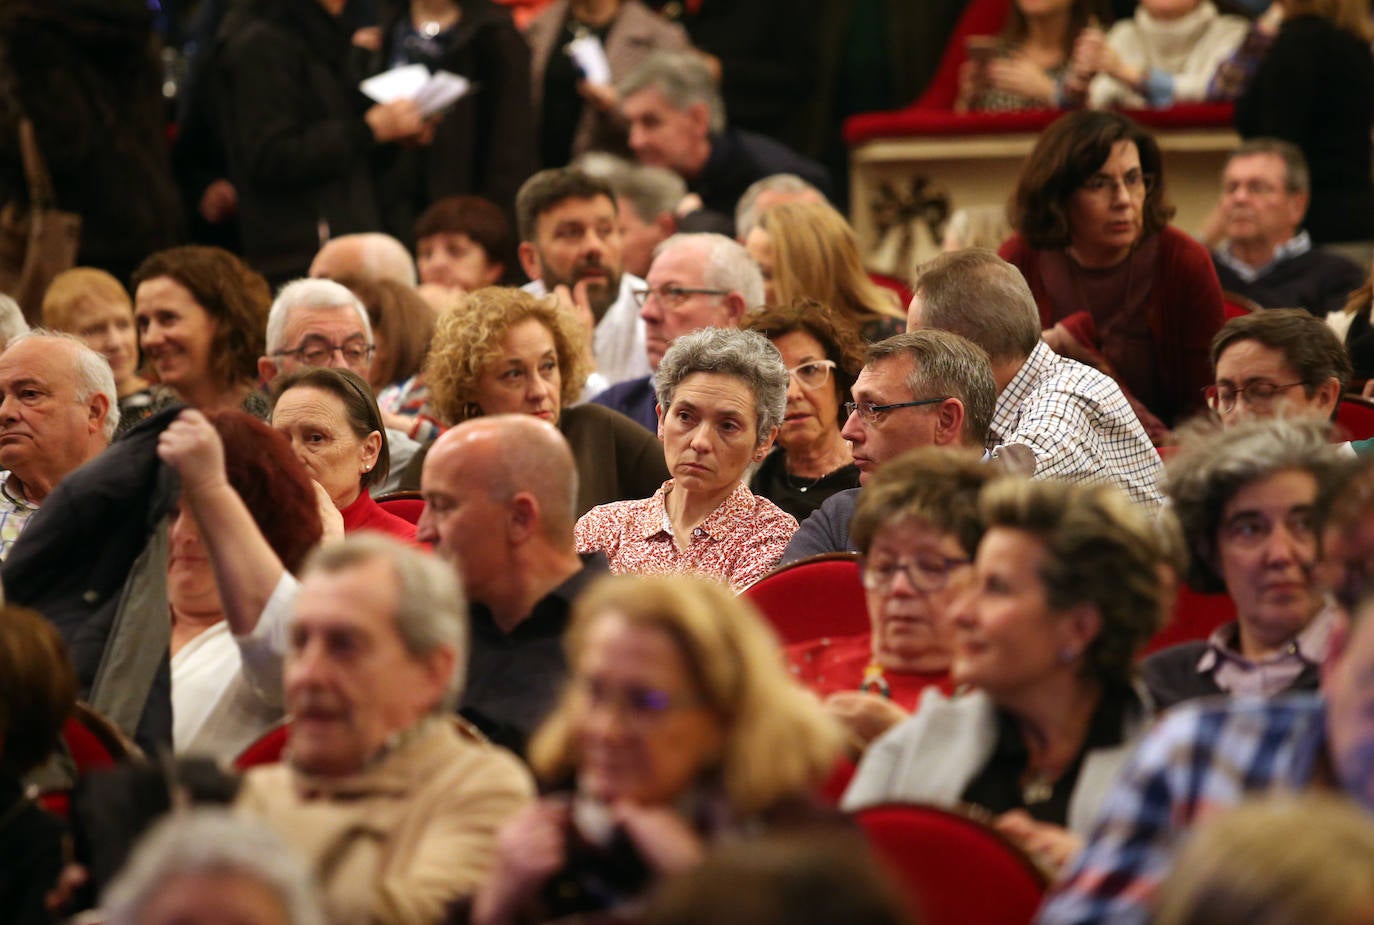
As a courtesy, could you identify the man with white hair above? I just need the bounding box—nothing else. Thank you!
[259,277,419,491]
[308,232,419,287]
[0,330,116,559]
[610,161,687,279]
[734,173,825,241]
[591,232,763,432]
[236,534,534,925]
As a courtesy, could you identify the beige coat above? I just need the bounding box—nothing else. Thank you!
[237,718,534,925]
[527,0,690,157]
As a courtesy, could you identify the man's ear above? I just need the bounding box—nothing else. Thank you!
[654,211,677,238]
[87,391,110,436]
[508,492,538,543]
[1317,376,1342,418]
[518,241,543,282]
[687,101,711,138]
[721,291,749,325]
[933,398,967,446]
[258,356,279,387]
[419,643,458,713]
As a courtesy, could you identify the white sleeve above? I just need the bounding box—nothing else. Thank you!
[232,573,299,706]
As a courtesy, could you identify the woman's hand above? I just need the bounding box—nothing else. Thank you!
[1070,27,1106,81]
[578,80,620,113]
[824,691,909,749]
[158,409,228,497]
[986,56,1057,105]
[994,810,1084,874]
[472,801,571,925]
[955,59,986,112]
[613,802,706,874]
[312,481,345,543]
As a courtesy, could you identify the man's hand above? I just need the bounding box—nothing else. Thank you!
[365,99,428,144]
[578,81,620,113]
[157,409,229,497]
[198,179,238,224]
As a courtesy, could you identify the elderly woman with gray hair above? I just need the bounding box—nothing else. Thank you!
[1142,418,1348,710]
[575,328,797,590]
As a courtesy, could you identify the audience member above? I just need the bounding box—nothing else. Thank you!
[733,173,825,241]
[235,534,534,924]
[216,0,431,283]
[271,368,416,540]
[1344,255,1374,381]
[1143,419,1344,709]
[910,249,1165,505]
[469,574,843,925]
[0,331,117,560]
[131,246,271,418]
[575,328,797,590]
[607,161,687,279]
[423,286,667,515]
[1001,110,1226,435]
[527,0,690,166]
[1210,140,1365,316]
[1081,0,1247,108]
[0,295,27,348]
[1233,0,1374,245]
[743,300,864,521]
[0,604,76,925]
[308,233,418,287]
[957,0,1108,112]
[746,202,906,342]
[347,276,439,440]
[418,415,606,755]
[789,448,993,750]
[593,232,762,431]
[941,205,1016,253]
[619,52,831,230]
[516,169,648,388]
[414,196,511,293]
[1206,309,1350,427]
[844,477,1167,877]
[102,809,324,925]
[782,331,997,563]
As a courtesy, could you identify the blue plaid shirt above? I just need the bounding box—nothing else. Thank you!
[1036,694,1328,925]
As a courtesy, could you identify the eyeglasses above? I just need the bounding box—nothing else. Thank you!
[1079,169,1155,199]
[861,554,971,593]
[273,336,375,368]
[844,397,949,425]
[787,359,837,390]
[1203,381,1306,414]
[630,284,730,309]
[575,676,700,730]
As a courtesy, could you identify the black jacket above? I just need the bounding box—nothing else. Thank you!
[1141,640,1322,712]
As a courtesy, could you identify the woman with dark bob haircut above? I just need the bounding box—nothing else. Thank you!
[1000,110,1225,438]
[131,246,272,418]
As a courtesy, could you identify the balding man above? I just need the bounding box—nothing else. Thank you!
[309,233,419,287]
[417,414,606,755]
[0,330,117,559]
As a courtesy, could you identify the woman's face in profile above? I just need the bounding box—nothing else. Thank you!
[1066,140,1146,266]
[272,385,379,510]
[572,612,725,806]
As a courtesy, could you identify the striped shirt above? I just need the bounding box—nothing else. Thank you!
[0,471,38,562]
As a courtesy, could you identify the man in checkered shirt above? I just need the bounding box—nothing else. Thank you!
[909,249,1164,507]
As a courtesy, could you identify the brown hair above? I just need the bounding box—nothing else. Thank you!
[413,195,512,272]
[850,446,995,557]
[1010,110,1175,250]
[999,0,1110,59]
[341,276,436,391]
[131,246,270,389]
[271,367,390,490]
[743,298,866,426]
[0,605,77,776]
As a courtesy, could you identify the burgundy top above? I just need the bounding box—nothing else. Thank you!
[340,491,417,542]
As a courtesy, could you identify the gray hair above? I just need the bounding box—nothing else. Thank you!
[614,163,688,224]
[1165,418,1345,593]
[266,278,372,355]
[654,233,765,308]
[8,329,119,440]
[618,51,726,134]
[1226,138,1310,195]
[0,294,29,348]
[735,174,822,239]
[102,809,323,925]
[912,249,1041,363]
[654,327,787,447]
[866,331,997,448]
[302,533,469,708]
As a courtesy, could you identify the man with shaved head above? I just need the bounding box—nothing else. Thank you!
[309,232,418,287]
[417,414,606,754]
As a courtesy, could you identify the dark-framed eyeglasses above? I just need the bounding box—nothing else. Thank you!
[843,396,949,425]
[787,359,837,390]
[1203,380,1306,414]
[860,554,971,593]
[630,284,731,309]
[273,336,376,368]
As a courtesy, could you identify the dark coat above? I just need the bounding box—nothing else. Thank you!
[1141,640,1322,712]
[216,0,382,283]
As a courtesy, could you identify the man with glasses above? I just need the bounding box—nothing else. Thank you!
[592,232,762,432]
[258,277,418,493]
[782,330,997,564]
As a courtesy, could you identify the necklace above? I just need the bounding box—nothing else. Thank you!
[859,663,891,699]
[782,456,851,493]
[1021,768,1055,805]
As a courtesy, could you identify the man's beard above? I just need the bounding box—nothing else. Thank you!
[546,257,623,322]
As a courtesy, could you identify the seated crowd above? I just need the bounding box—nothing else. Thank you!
[8,1,1374,924]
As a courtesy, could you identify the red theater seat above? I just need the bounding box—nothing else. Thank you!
[742,552,870,646]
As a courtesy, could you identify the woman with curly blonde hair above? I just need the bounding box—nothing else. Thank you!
[423,287,666,516]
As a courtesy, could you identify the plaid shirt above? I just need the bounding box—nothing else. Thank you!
[1037,694,1328,925]
[991,342,1165,508]
[0,471,37,562]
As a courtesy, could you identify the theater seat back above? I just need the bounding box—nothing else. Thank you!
[742,553,869,646]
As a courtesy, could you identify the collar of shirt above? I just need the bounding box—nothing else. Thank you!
[987,340,1055,449]
[1215,230,1312,283]
[635,479,755,542]
[0,471,37,511]
[1196,602,1336,690]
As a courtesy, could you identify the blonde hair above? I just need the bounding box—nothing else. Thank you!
[42,267,133,332]
[760,202,905,327]
[1285,0,1374,40]
[529,575,844,814]
[1156,794,1374,925]
[423,286,591,425]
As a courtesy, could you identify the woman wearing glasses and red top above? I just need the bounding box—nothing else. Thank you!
[999,110,1225,441]
[744,301,865,522]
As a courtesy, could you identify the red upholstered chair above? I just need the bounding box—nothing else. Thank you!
[854,803,1049,925]
[1221,290,1261,319]
[1336,395,1374,442]
[375,489,426,526]
[742,553,870,646]
[39,702,144,818]
[1141,584,1237,657]
[233,720,291,771]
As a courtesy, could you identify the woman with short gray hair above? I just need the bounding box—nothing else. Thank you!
[575,328,798,590]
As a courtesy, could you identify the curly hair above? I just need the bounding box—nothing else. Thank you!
[1010,110,1175,250]
[423,287,591,425]
[131,246,269,389]
[743,298,866,427]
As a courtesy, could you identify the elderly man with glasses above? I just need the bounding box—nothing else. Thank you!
[257,277,419,493]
